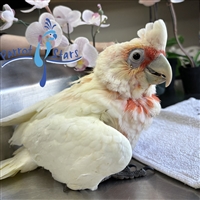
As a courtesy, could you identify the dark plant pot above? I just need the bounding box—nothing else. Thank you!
[165,58,178,93]
[156,82,165,96]
[179,66,200,95]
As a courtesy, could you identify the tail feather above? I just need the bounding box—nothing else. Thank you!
[0,147,38,180]
[0,158,20,179]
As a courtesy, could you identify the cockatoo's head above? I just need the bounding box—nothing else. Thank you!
[43,30,57,40]
[94,19,172,99]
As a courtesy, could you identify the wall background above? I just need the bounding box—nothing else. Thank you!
[2,0,199,47]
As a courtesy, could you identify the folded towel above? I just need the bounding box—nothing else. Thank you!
[133,98,200,189]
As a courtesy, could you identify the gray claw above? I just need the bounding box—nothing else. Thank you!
[112,164,154,180]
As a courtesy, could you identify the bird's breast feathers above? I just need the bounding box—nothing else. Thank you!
[20,74,161,148]
[60,78,161,147]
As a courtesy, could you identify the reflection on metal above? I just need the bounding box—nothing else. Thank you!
[1,58,84,118]
[1,58,85,160]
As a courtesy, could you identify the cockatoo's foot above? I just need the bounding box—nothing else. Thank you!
[112,164,154,180]
[63,164,154,191]
[63,184,69,193]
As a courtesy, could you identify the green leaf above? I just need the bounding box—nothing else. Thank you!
[166,35,184,47]
[167,52,187,59]
[194,50,200,64]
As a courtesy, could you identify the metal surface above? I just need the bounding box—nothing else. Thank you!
[1,161,199,200]
[0,58,84,160]
[1,59,84,118]
[0,59,200,199]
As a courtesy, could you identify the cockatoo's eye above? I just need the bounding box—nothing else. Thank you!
[128,49,144,68]
[132,52,141,60]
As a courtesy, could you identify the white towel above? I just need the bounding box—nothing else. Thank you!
[133,98,200,189]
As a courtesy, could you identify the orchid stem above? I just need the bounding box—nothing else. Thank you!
[38,9,41,17]
[67,23,73,44]
[17,20,29,27]
[149,7,153,22]
[167,0,195,67]
[45,6,53,15]
[91,14,103,47]
[91,25,96,47]
[154,3,158,20]
[199,0,200,45]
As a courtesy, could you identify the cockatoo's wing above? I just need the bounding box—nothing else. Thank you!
[0,100,45,126]
[6,115,132,191]
[0,88,68,126]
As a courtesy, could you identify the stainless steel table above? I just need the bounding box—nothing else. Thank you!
[1,160,199,200]
[1,59,199,200]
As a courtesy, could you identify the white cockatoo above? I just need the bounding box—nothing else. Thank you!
[0,19,172,191]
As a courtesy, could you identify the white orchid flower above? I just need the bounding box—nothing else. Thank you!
[139,0,160,6]
[53,6,85,34]
[82,9,110,27]
[21,0,50,13]
[56,35,69,49]
[0,4,18,30]
[25,12,63,50]
[62,37,98,71]
[52,35,70,57]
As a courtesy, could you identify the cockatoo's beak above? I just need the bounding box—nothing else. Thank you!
[145,54,172,87]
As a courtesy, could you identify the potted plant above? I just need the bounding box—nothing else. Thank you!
[167,0,200,96]
[176,47,200,95]
[165,35,184,93]
[139,0,200,96]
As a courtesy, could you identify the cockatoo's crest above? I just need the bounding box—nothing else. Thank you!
[137,19,167,51]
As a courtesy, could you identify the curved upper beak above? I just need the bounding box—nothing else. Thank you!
[144,54,172,87]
